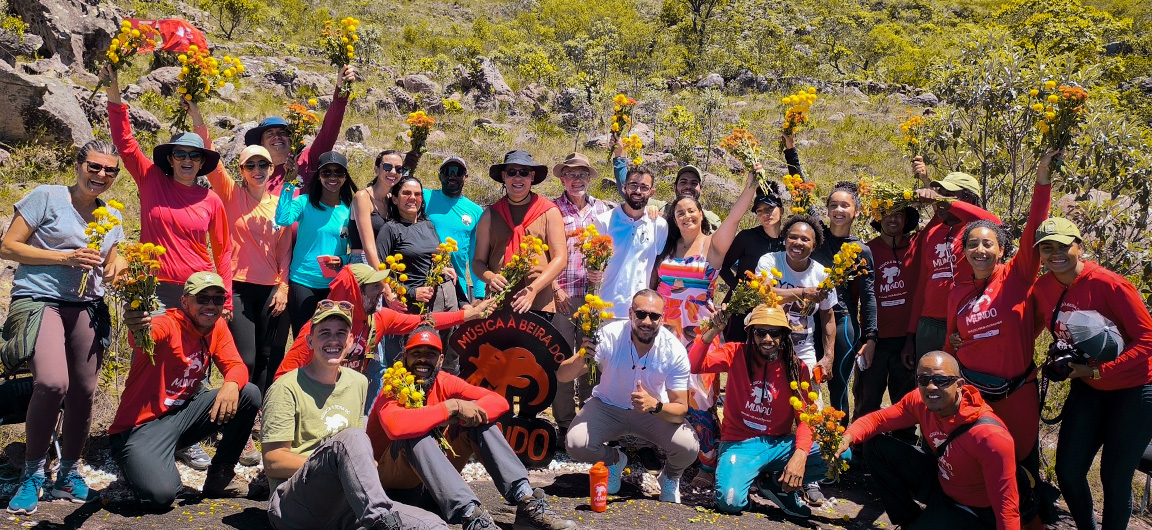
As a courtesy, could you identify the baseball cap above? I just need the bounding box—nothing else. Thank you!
[744,303,790,329]
[676,165,702,182]
[1034,217,1082,246]
[405,329,443,351]
[183,272,226,296]
[317,151,349,173]
[346,263,390,285]
[238,145,272,167]
[440,155,468,174]
[1066,310,1124,362]
[930,172,981,197]
[311,299,354,327]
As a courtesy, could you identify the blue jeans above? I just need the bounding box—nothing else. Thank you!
[713,435,850,513]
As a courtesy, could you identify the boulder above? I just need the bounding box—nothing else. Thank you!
[630,122,655,147]
[121,83,143,101]
[696,73,724,90]
[426,130,448,145]
[455,56,514,107]
[400,74,441,96]
[518,82,552,106]
[345,124,370,143]
[217,82,237,103]
[137,67,182,96]
[584,134,610,149]
[76,89,160,134]
[0,148,10,168]
[211,115,240,130]
[902,92,939,108]
[9,0,121,70]
[0,64,93,146]
[216,122,258,165]
[262,67,334,98]
[0,31,43,66]
[389,86,417,112]
[19,56,68,77]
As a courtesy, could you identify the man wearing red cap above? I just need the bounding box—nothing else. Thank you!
[366,329,575,530]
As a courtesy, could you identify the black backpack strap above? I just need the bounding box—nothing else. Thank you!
[931,416,1003,458]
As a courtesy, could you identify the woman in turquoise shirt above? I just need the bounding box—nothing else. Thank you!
[275,151,357,335]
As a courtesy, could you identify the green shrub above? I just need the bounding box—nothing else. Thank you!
[199,0,266,40]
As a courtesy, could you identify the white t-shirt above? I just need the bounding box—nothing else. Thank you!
[755,251,838,371]
[591,320,690,409]
[593,207,669,319]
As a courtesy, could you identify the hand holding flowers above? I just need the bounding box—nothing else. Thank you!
[1030,80,1089,173]
[721,128,776,196]
[319,16,361,98]
[93,20,157,98]
[570,225,613,293]
[489,236,545,309]
[286,100,320,156]
[781,87,818,149]
[699,269,782,332]
[172,46,244,131]
[621,134,643,166]
[415,238,458,314]
[78,200,124,298]
[379,361,457,456]
[108,242,166,364]
[789,383,849,482]
[572,295,613,380]
[406,110,435,155]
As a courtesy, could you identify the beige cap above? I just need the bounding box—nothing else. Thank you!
[238,145,273,167]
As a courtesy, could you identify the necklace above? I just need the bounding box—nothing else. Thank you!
[630,340,649,371]
[508,192,533,206]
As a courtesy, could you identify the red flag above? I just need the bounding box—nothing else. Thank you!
[127,18,208,53]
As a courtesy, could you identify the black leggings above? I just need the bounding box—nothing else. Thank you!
[287,281,331,338]
[229,281,291,395]
[1056,379,1152,530]
[823,312,856,424]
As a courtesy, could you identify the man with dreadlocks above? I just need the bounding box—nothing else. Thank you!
[690,304,848,518]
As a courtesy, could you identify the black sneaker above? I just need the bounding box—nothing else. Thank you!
[202,466,248,498]
[463,505,496,530]
[758,475,812,518]
[514,488,576,530]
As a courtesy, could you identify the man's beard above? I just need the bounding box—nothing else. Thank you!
[417,367,440,393]
[625,195,648,210]
[632,328,656,345]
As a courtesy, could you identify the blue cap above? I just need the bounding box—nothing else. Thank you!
[245,116,290,146]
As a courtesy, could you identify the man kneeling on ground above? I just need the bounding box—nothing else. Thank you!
[366,329,575,530]
[836,351,1022,530]
[262,300,446,530]
[110,272,260,507]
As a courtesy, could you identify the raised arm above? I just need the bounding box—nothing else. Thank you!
[296,65,356,188]
[1009,151,1055,283]
[274,185,307,227]
[102,65,153,184]
[708,171,758,267]
[207,199,235,311]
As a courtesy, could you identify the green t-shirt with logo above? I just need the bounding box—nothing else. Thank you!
[261,367,368,490]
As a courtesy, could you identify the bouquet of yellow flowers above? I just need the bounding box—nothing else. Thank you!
[406,110,435,155]
[789,383,849,482]
[569,225,613,293]
[898,113,930,158]
[108,242,166,364]
[93,20,158,98]
[490,235,546,309]
[858,177,916,223]
[415,238,459,314]
[171,46,244,131]
[780,87,818,149]
[319,16,360,98]
[1030,80,1089,173]
[699,269,782,332]
[720,128,775,196]
[781,174,818,215]
[572,295,614,380]
[794,243,867,319]
[78,200,124,298]
[609,93,637,135]
[286,99,321,156]
[379,361,457,456]
[621,133,643,166]
[379,254,409,306]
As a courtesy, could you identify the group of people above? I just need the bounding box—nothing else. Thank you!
[0,62,1148,530]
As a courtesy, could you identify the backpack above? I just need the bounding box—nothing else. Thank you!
[929,416,1039,522]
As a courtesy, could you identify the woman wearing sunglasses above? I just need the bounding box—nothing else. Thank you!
[101,66,233,312]
[275,151,358,336]
[1,140,126,514]
[349,149,420,268]
[689,304,840,518]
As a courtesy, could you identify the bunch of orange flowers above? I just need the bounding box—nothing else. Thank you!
[172,46,244,131]
[415,238,459,314]
[699,269,782,332]
[610,93,637,135]
[319,16,360,97]
[490,235,546,309]
[781,87,818,144]
[898,112,930,158]
[1030,80,1089,171]
[78,200,124,298]
[621,133,643,166]
[379,361,456,455]
[572,295,614,380]
[109,242,166,364]
[858,176,917,222]
[94,20,157,97]
[406,110,435,155]
[789,384,849,482]
[797,243,868,317]
[379,254,409,306]
[286,99,320,155]
[782,174,818,215]
[720,128,774,195]
[570,225,613,292]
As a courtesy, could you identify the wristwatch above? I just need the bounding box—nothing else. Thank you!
[650,402,663,415]
[1091,367,1101,380]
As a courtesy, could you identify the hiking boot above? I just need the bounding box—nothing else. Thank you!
[802,482,825,506]
[657,471,681,504]
[758,475,812,518]
[176,444,212,471]
[51,469,93,503]
[202,466,248,498]
[238,436,261,467]
[513,488,576,530]
[606,449,627,495]
[462,505,496,530]
[6,473,45,514]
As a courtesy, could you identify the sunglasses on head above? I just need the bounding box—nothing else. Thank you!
[194,294,227,306]
[315,299,355,315]
[319,168,348,178]
[242,161,272,171]
[84,160,121,177]
[752,327,788,339]
[504,168,534,178]
[916,375,961,388]
[171,150,204,162]
[378,162,411,176]
[633,310,662,323]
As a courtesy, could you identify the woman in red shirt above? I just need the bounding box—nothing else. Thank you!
[1030,217,1152,530]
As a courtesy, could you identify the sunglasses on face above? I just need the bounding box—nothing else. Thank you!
[319,169,348,179]
[633,310,662,323]
[84,160,121,177]
[504,169,534,178]
[916,375,960,388]
[171,150,204,162]
[316,299,355,315]
[378,163,411,176]
[752,327,787,339]
[194,294,227,306]
[242,161,272,171]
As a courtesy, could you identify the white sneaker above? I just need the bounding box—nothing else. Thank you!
[606,449,627,495]
[657,470,680,504]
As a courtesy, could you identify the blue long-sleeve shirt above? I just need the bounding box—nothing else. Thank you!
[275,185,351,289]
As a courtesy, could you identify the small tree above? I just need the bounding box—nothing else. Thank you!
[199,0,264,40]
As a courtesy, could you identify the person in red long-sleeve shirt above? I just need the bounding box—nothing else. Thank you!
[365,330,575,530]
[1029,217,1152,530]
[901,156,1001,369]
[838,351,1021,530]
[107,273,261,507]
[689,304,846,518]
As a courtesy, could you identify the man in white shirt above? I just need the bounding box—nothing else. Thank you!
[557,290,698,504]
[590,166,668,319]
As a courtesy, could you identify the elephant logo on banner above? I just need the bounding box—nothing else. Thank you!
[452,309,569,468]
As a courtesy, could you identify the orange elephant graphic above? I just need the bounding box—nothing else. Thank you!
[466,344,551,407]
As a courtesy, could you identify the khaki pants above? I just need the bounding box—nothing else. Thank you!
[565,397,699,479]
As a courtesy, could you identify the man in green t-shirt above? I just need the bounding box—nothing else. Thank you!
[262,300,446,530]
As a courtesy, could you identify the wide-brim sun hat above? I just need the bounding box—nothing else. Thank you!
[552,152,599,181]
[153,132,221,177]
[744,303,790,329]
[489,150,548,185]
[244,116,290,146]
